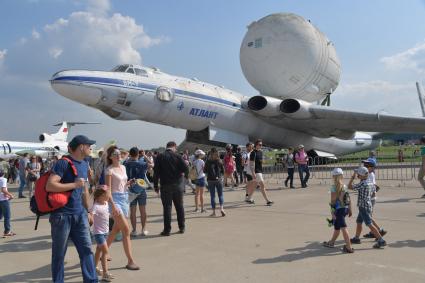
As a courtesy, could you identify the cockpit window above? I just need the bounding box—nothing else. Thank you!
[126,68,135,74]
[112,64,129,72]
[135,68,148,77]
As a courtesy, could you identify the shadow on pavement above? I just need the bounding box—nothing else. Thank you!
[0,235,51,254]
[388,240,425,248]
[0,262,80,283]
[417,213,425,217]
[252,241,342,264]
[377,198,419,204]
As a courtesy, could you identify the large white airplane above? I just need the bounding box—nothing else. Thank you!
[0,121,98,159]
[50,13,425,157]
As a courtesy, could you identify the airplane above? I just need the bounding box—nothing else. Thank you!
[49,13,425,157]
[0,121,99,159]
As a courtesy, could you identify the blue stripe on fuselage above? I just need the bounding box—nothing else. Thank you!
[53,76,241,108]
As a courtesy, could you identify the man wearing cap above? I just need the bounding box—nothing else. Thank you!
[348,166,387,249]
[294,145,310,188]
[46,135,98,282]
[154,141,188,236]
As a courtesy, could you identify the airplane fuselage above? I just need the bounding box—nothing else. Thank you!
[0,140,68,159]
[51,67,379,156]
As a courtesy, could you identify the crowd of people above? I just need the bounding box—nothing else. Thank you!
[3,135,425,282]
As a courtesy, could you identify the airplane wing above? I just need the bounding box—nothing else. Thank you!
[263,105,425,139]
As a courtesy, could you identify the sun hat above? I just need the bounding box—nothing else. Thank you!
[331,168,343,176]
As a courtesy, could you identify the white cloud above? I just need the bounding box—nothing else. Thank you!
[86,0,111,16]
[49,47,63,59]
[0,49,6,60]
[380,41,425,74]
[32,28,40,39]
[38,10,164,66]
[333,80,421,116]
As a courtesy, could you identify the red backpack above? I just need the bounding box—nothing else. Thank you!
[30,156,77,230]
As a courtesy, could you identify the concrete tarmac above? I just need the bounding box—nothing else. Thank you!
[1,177,425,283]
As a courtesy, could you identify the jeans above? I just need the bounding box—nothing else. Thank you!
[160,180,185,233]
[356,207,373,226]
[0,200,11,233]
[297,164,310,187]
[285,168,294,186]
[18,173,26,196]
[235,169,244,184]
[50,212,98,283]
[207,180,224,209]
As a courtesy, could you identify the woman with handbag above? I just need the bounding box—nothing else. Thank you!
[26,156,40,198]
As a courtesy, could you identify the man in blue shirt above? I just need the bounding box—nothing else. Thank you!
[46,135,98,283]
[125,147,150,236]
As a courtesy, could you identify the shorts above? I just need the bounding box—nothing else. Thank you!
[94,233,108,245]
[356,207,373,226]
[195,177,206,187]
[334,208,348,230]
[255,173,264,183]
[130,190,147,207]
[109,192,129,218]
[245,173,253,182]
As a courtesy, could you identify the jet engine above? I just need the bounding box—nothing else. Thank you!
[279,98,312,119]
[240,13,341,102]
[245,95,283,117]
[39,133,53,143]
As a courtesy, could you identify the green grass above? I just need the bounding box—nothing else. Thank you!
[263,145,423,165]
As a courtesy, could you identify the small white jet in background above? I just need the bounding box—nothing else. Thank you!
[0,121,99,159]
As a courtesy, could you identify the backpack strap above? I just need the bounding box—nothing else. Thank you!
[61,156,78,176]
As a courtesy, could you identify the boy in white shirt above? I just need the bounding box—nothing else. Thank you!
[0,169,15,237]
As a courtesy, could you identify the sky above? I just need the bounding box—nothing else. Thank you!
[1,0,425,149]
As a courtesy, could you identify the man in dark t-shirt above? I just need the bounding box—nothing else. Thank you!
[46,135,98,283]
[234,147,244,185]
[246,139,273,206]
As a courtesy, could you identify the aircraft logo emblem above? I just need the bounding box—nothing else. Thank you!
[177,101,184,111]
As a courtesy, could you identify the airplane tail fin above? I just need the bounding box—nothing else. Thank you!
[44,121,100,142]
[416,82,425,117]
[50,122,69,142]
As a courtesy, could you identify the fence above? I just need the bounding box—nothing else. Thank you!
[262,154,421,184]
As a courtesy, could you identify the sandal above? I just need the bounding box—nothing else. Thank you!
[322,241,335,248]
[220,210,226,217]
[125,263,140,270]
[342,245,354,253]
[3,231,16,237]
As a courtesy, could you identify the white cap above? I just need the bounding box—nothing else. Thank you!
[355,166,369,176]
[298,144,304,149]
[331,168,343,176]
[195,149,205,156]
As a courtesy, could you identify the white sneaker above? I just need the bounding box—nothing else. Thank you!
[141,230,149,236]
[130,230,138,237]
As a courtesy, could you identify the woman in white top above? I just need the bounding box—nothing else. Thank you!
[193,149,207,213]
[105,146,139,271]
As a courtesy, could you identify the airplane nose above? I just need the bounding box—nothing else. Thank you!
[50,70,102,106]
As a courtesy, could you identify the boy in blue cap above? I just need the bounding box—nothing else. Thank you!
[362,158,387,239]
[348,166,387,248]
